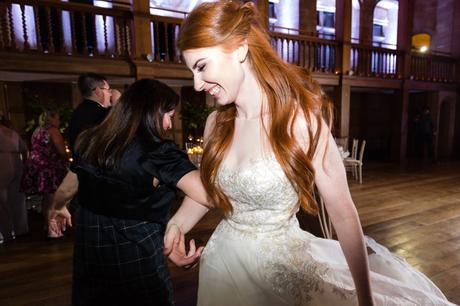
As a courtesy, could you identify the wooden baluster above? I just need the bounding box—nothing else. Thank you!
[312,42,316,71]
[154,21,160,60]
[33,4,42,52]
[309,41,314,71]
[69,11,76,55]
[350,47,354,73]
[20,4,29,51]
[7,4,17,50]
[123,17,130,56]
[174,24,180,62]
[0,3,7,49]
[56,8,64,54]
[81,13,88,55]
[45,7,54,53]
[357,48,361,75]
[417,56,421,80]
[114,16,120,57]
[299,40,305,68]
[369,49,373,75]
[90,13,97,56]
[322,43,326,71]
[280,37,284,61]
[102,14,109,56]
[0,3,5,49]
[287,39,291,63]
[164,22,170,62]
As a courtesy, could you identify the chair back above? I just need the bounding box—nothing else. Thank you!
[335,136,348,152]
[358,140,366,162]
[351,139,359,159]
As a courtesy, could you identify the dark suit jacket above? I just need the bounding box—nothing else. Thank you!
[68,99,109,151]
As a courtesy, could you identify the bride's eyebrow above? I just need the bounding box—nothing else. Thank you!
[192,58,206,70]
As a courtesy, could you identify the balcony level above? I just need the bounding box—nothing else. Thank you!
[0,0,458,87]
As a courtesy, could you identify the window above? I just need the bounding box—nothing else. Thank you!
[373,24,384,37]
[323,12,335,28]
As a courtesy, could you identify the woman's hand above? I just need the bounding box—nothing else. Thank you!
[48,206,72,236]
[164,223,203,268]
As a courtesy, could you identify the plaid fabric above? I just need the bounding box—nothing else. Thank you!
[72,206,173,306]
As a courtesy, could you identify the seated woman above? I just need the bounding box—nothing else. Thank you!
[49,79,208,306]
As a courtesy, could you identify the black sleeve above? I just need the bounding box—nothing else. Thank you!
[141,141,197,188]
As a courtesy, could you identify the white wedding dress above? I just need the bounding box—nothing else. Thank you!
[196,119,454,306]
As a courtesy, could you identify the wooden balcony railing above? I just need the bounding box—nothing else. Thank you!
[350,44,401,78]
[149,14,182,63]
[271,32,338,73]
[0,0,132,57]
[0,1,458,84]
[410,53,456,83]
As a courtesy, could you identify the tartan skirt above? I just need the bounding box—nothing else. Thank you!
[72,206,173,306]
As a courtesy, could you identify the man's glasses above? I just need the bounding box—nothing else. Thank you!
[92,87,111,92]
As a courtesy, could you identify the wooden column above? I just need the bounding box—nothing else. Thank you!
[334,83,351,138]
[391,0,413,163]
[391,84,409,163]
[132,0,152,60]
[299,0,316,35]
[359,0,376,46]
[334,0,352,139]
[396,0,413,80]
[336,0,352,74]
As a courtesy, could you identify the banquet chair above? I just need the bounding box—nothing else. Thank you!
[344,140,366,184]
[344,139,359,178]
[334,136,349,152]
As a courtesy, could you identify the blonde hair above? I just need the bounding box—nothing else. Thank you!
[38,110,58,127]
[178,1,332,215]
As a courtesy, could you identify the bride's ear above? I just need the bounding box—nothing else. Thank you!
[236,41,249,63]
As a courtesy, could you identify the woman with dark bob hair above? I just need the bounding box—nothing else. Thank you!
[49,79,209,306]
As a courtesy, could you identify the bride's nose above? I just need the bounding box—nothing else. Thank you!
[194,74,205,92]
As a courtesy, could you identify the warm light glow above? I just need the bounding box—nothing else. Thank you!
[420,46,428,53]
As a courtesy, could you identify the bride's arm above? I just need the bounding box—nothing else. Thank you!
[170,110,217,233]
[164,111,217,256]
[297,116,373,306]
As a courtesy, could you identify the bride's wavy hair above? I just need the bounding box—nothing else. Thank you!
[178,0,333,215]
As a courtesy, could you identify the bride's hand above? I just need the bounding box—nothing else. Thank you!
[164,223,203,268]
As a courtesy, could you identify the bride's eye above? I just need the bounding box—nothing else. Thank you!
[198,64,206,72]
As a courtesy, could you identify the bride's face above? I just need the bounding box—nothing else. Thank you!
[183,46,245,106]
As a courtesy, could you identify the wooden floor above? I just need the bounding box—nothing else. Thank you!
[1,160,460,305]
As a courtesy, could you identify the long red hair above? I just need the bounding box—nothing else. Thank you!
[178,1,333,215]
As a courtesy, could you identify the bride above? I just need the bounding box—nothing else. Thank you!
[164,1,455,305]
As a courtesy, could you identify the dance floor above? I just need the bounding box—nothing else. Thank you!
[1,160,460,305]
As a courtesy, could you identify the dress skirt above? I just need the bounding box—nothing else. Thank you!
[73,206,173,306]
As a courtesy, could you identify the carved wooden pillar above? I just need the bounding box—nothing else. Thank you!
[391,0,413,163]
[299,0,316,35]
[359,0,376,46]
[397,0,413,80]
[391,85,410,163]
[334,0,352,138]
[334,83,351,138]
[132,0,152,60]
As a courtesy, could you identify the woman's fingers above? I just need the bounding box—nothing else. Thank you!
[186,239,196,258]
